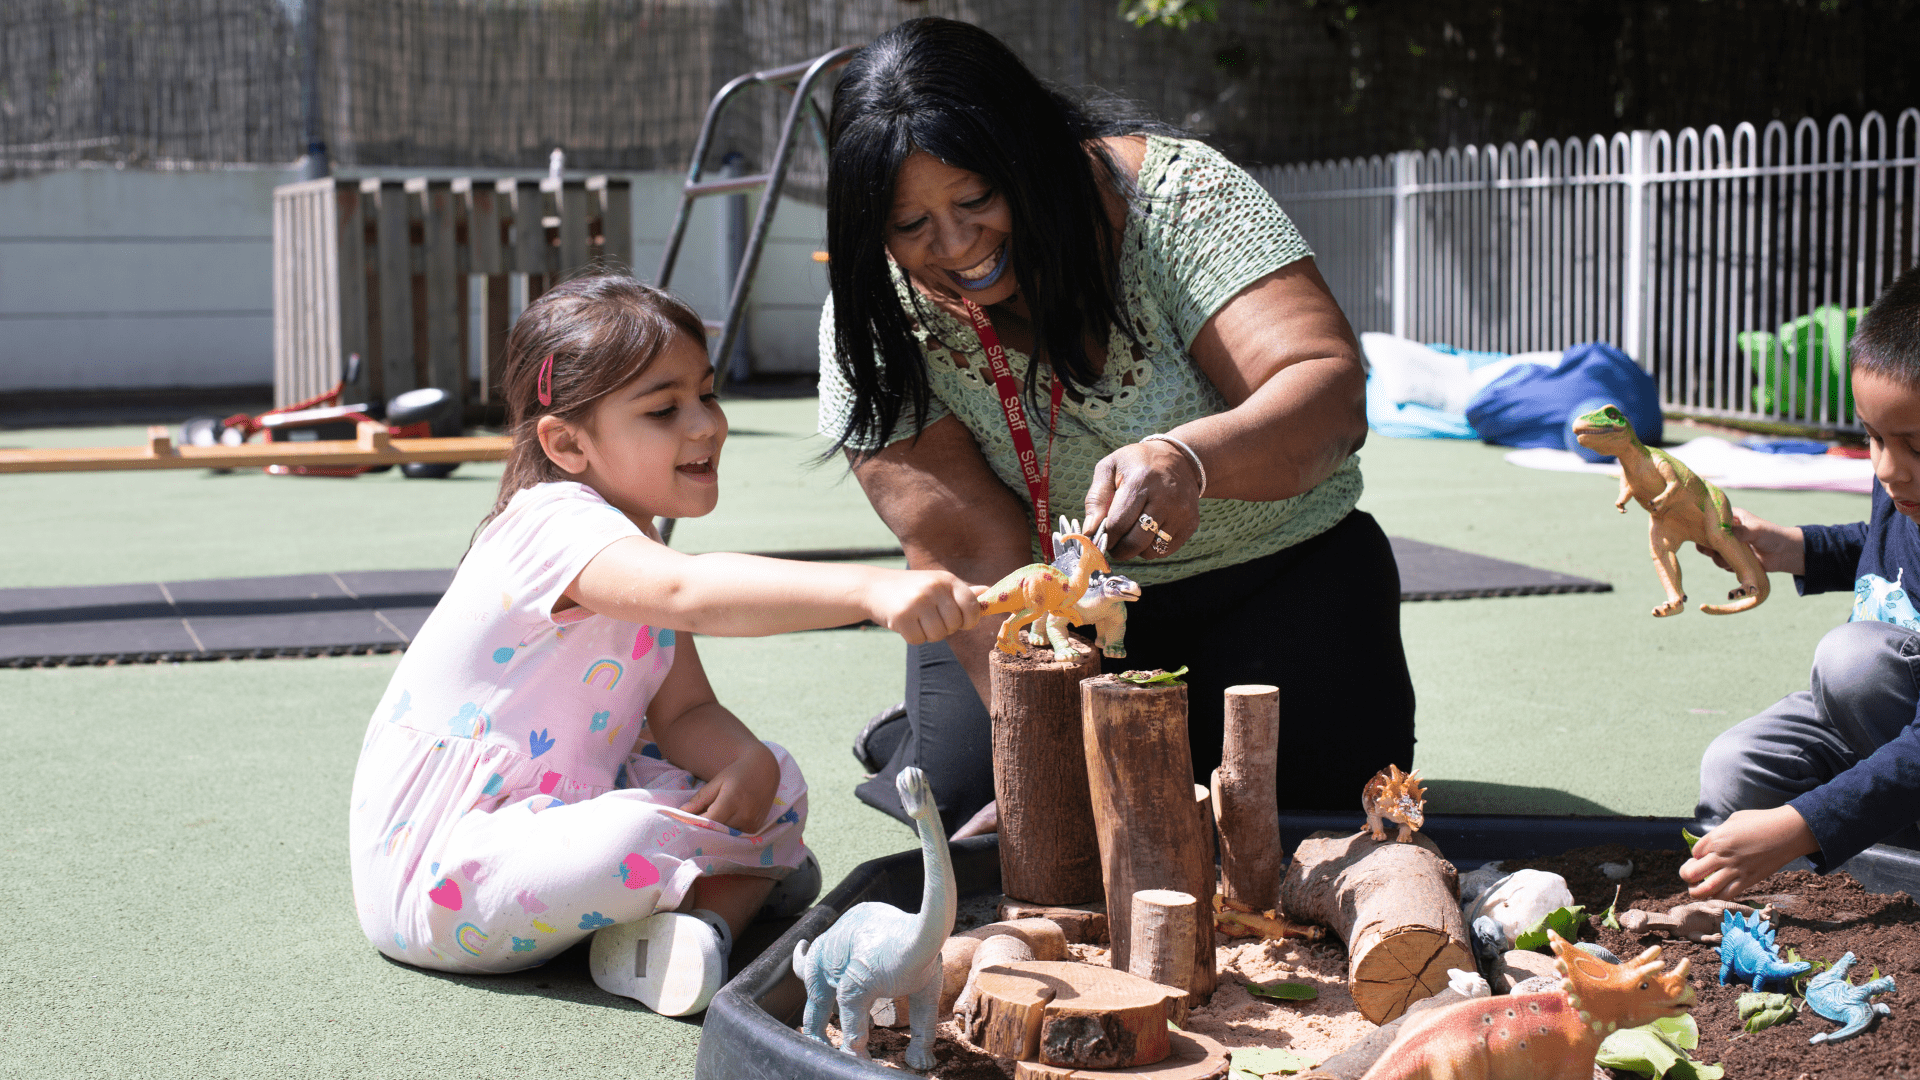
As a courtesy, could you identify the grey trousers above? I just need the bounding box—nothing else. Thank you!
[1697,618,1920,848]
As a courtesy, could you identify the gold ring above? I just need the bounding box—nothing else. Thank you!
[1151,533,1172,555]
[1138,513,1174,550]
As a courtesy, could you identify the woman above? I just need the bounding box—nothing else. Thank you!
[818,17,1415,834]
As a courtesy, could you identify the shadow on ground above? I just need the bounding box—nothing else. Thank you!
[1425,780,1625,816]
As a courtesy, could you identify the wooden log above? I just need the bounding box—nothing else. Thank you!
[998,899,1108,945]
[1277,830,1473,1024]
[1082,675,1216,1002]
[991,646,1104,905]
[967,961,1172,1069]
[1127,890,1202,1004]
[1015,1029,1231,1080]
[942,919,1070,1015]
[955,934,1038,1024]
[1212,684,1281,909]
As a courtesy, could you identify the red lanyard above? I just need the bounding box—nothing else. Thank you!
[961,299,1064,561]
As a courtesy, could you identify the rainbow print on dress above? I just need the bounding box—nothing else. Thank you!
[454,922,490,957]
[581,658,623,689]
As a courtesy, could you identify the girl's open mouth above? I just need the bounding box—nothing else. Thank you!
[678,457,716,482]
[950,240,1009,291]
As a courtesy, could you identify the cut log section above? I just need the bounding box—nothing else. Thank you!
[956,934,1039,1023]
[999,900,1108,945]
[1277,830,1473,1024]
[942,919,1071,1015]
[1127,890,1203,1003]
[966,961,1175,1069]
[1015,1029,1232,1080]
[992,646,1105,904]
[1082,675,1216,1002]
[1212,684,1281,910]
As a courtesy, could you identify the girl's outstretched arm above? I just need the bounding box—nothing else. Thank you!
[564,534,981,640]
[644,635,779,833]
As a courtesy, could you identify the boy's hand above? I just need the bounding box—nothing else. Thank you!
[682,742,780,833]
[1679,805,1820,900]
[867,569,982,645]
[1693,507,1806,576]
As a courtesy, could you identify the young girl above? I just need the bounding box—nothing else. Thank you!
[348,274,980,1016]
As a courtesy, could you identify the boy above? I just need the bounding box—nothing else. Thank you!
[1683,265,1920,900]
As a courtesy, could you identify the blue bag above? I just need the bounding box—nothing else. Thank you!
[1466,342,1662,456]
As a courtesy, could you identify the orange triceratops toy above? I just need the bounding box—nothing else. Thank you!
[974,529,1110,661]
[1357,930,1696,1080]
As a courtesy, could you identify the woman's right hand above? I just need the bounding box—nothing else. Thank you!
[865,568,983,645]
[1694,507,1806,576]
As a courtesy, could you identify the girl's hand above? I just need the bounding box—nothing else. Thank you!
[1679,805,1820,900]
[682,741,781,833]
[1693,507,1806,576]
[866,569,982,645]
[1085,440,1202,562]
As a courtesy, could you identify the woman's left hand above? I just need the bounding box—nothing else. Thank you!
[1085,439,1203,562]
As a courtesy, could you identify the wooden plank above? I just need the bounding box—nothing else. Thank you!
[462,179,502,275]
[483,274,510,404]
[558,179,589,277]
[504,178,545,276]
[0,436,512,474]
[374,178,415,400]
[336,181,370,402]
[414,179,462,400]
[589,175,632,272]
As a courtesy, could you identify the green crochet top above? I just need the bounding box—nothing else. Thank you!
[816,135,1363,585]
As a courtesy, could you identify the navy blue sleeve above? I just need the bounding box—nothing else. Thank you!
[1796,521,1867,595]
[1789,711,1920,870]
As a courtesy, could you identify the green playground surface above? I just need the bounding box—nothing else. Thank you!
[0,399,1864,1077]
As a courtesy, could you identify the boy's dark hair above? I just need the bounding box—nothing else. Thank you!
[1851,263,1920,388]
[482,273,706,529]
[823,16,1174,456]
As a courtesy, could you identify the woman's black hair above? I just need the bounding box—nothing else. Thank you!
[824,17,1173,456]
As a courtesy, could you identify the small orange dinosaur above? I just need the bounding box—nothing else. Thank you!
[974,530,1110,660]
[1357,930,1696,1080]
[1361,764,1427,843]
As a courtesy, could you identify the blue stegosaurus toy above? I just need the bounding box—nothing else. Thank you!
[1716,908,1811,991]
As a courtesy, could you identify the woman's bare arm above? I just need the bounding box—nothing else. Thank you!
[852,414,1036,705]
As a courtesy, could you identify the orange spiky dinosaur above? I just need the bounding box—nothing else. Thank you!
[974,530,1111,661]
[1357,930,1696,1080]
[1362,764,1427,843]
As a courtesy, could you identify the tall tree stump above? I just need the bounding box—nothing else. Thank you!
[992,647,1105,904]
[1082,675,1216,1002]
[1211,684,1280,909]
[1277,830,1473,1024]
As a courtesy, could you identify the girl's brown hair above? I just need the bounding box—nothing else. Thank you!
[482,273,707,528]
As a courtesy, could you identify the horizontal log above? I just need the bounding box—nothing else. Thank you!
[0,435,511,474]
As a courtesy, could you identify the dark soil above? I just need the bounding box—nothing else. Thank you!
[1511,844,1920,1080]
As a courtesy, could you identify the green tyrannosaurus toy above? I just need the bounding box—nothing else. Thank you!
[1572,403,1768,616]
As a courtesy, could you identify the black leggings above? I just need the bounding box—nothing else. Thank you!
[857,509,1418,834]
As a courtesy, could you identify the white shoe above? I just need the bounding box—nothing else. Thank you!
[588,912,724,1017]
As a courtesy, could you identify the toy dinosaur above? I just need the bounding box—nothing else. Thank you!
[1018,517,1142,658]
[1361,764,1427,843]
[1805,951,1896,1044]
[1616,899,1756,944]
[976,528,1111,660]
[795,767,954,1070]
[1716,908,1810,991]
[1571,403,1769,616]
[1357,930,1695,1080]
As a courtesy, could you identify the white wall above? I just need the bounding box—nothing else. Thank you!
[0,166,830,392]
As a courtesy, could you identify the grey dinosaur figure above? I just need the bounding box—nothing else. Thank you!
[1716,908,1810,991]
[1019,517,1141,658]
[795,767,954,1071]
[1806,951,1896,1044]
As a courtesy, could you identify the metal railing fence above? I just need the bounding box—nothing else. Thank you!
[1254,110,1920,432]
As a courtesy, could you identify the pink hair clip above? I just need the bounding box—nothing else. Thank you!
[536,353,554,406]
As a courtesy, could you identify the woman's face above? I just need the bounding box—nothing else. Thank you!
[884,151,1017,309]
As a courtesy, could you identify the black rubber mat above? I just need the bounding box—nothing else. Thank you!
[0,539,1607,667]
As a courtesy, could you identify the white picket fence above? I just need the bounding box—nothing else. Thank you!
[1253,110,1920,431]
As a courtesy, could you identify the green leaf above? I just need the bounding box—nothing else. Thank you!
[1513,905,1587,951]
[1603,884,1624,930]
[1597,1016,1723,1078]
[1247,980,1319,1002]
[1681,826,1703,849]
[1228,1071,1262,1080]
[1118,665,1189,685]
[1117,0,1221,29]
[1736,992,1796,1033]
[1230,1046,1317,1076]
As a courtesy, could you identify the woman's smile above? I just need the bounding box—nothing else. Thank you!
[951,240,1010,290]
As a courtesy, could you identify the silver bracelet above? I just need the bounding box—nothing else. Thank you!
[1142,433,1206,497]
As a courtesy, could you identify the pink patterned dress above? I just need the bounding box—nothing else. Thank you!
[348,481,809,973]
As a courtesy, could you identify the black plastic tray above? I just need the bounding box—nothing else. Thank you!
[694,812,1920,1080]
